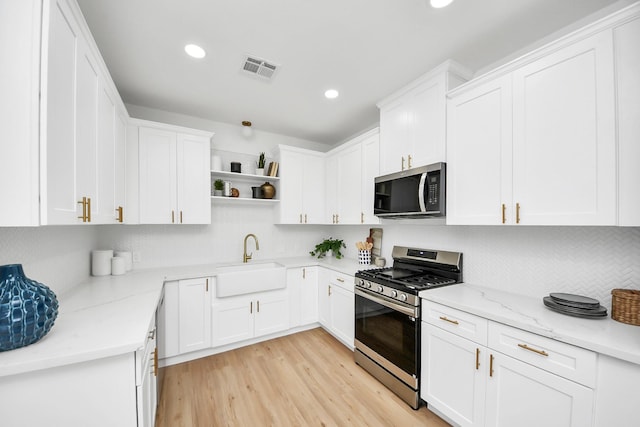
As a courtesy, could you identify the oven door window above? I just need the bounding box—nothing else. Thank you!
[355,293,418,377]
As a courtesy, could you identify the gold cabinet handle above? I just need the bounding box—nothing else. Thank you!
[300,213,303,224]
[518,343,549,357]
[401,156,405,171]
[332,214,335,224]
[476,348,480,370]
[180,210,183,224]
[489,354,494,377]
[115,206,124,223]
[302,268,306,279]
[206,278,209,292]
[335,214,338,224]
[250,301,253,314]
[172,210,175,223]
[408,154,412,169]
[86,197,91,222]
[361,212,364,224]
[439,316,459,325]
[516,202,521,224]
[337,278,345,283]
[77,197,87,222]
[257,300,260,313]
[305,213,308,223]
[328,285,332,296]
[501,204,506,224]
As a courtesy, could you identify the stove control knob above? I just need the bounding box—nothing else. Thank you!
[390,290,398,298]
[399,294,408,302]
[364,281,371,289]
[377,285,384,293]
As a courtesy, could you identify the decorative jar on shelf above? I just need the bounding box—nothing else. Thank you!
[260,182,276,199]
[0,264,59,351]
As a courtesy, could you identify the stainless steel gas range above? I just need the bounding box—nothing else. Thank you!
[354,246,463,409]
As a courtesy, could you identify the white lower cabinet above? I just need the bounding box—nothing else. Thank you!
[422,301,595,427]
[178,277,212,354]
[288,266,319,327]
[318,268,354,348]
[136,315,158,427]
[211,289,290,347]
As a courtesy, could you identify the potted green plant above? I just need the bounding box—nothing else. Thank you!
[213,179,224,196]
[256,152,266,176]
[310,237,346,259]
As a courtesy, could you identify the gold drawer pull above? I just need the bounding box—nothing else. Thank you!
[516,202,521,224]
[475,348,480,370]
[518,343,549,357]
[336,278,345,283]
[439,316,459,325]
[489,354,494,377]
[501,203,506,224]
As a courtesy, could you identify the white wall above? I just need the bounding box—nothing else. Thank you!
[335,223,640,308]
[0,226,97,296]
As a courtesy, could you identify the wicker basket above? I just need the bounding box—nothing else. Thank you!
[611,289,640,326]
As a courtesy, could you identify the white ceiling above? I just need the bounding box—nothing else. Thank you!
[76,0,627,145]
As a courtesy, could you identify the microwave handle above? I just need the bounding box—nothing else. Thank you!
[418,173,427,212]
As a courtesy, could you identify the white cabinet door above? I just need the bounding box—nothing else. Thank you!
[42,0,83,224]
[0,0,41,226]
[422,324,487,427]
[139,127,178,224]
[324,154,339,223]
[512,31,616,225]
[299,267,319,325]
[288,267,318,327]
[279,146,325,224]
[178,277,212,354]
[379,96,411,176]
[158,281,179,359]
[176,133,211,224]
[94,81,117,224]
[211,296,254,347]
[336,143,362,224]
[446,76,513,225]
[614,16,640,226]
[408,77,447,167]
[317,269,331,328]
[485,352,594,427]
[114,112,127,222]
[254,290,290,338]
[329,284,354,348]
[361,131,380,224]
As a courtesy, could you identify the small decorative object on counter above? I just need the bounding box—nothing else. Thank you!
[230,162,242,173]
[0,264,59,352]
[542,292,607,318]
[611,289,640,326]
[213,179,224,196]
[91,250,113,276]
[356,241,373,265]
[374,257,386,267]
[114,251,133,271]
[260,181,276,199]
[310,237,346,259]
[111,257,126,276]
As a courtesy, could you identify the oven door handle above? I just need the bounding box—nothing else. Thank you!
[355,288,418,318]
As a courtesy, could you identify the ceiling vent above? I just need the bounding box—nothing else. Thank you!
[241,55,279,81]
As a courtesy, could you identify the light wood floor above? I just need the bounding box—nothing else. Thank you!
[156,327,451,427]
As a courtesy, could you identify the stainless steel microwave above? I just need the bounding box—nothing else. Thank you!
[374,162,446,218]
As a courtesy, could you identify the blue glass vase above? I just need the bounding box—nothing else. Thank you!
[0,264,59,351]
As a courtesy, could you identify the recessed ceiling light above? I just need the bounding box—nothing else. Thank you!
[430,0,454,8]
[184,44,206,59]
[324,89,339,99]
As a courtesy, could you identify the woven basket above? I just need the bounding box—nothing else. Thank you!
[611,289,640,326]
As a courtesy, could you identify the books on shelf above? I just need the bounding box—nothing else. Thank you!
[266,161,279,177]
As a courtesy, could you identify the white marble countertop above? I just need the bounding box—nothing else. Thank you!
[419,284,640,365]
[0,256,368,378]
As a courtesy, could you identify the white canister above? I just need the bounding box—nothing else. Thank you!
[114,251,133,271]
[211,155,222,171]
[111,257,126,276]
[91,250,113,276]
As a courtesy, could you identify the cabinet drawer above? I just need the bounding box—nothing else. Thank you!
[422,301,488,345]
[329,271,354,293]
[488,321,596,388]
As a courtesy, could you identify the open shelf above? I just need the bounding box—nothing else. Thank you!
[211,196,279,204]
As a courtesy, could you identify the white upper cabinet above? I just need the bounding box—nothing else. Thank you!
[136,121,212,225]
[446,76,512,225]
[0,0,41,226]
[378,61,471,176]
[325,128,380,225]
[278,145,325,224]
[614,14,640,226]
[512,31,616,225]
[447,13,626,226]
[36,0,128,225]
